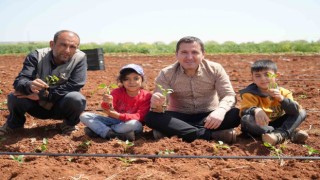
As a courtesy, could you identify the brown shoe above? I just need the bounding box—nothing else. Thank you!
[211,128,237,144]
[106,129,135,142]
[291,130,308,143]
[262,131,287,146]
[59,123,78,135]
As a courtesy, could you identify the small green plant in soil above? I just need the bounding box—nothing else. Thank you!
[118,157,137,166]
[117,140,134,153]
[35,138,48,153]
[0,100,7,108]
[158,149,175,155]
[117,140,136,166]
[263,142,285,166]
[77,140,91,151]
[298,94,308,99]
[303,145,319,155]
[10,155,24,164]
[212,141,230,154]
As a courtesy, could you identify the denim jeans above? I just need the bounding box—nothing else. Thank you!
[80,112,143,138]
[6,92,86,128]
[240,109,307,137]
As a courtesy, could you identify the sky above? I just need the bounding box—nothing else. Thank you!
[0,0,320,44]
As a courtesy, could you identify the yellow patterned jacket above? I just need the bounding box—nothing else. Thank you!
[239,83,300,121]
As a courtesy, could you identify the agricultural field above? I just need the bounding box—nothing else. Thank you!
[0,54,319,179]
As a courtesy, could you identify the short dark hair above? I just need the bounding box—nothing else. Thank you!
[176,36,205,53]
[53,30,80,43]
[251,59,277,74]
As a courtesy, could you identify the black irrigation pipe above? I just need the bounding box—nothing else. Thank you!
[0,152,320,160]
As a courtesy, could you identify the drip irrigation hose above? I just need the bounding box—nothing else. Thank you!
[0,152,319,160]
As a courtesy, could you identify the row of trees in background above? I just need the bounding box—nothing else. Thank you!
[0,40,320,55]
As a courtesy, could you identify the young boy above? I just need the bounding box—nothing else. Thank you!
[239,59,308,145]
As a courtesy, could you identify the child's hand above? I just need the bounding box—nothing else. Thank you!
[254,108,270,126]
[101,94,113,110]
[102,94,113,103]
[101,102,110,110]
[268,88,284,102]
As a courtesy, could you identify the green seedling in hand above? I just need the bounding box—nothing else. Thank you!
[96,83,118,111]
[157,84,174,97]
[158,149,175,155]
[263,142,285,166]
[303,145,319,156]
[39,75,59,110]
[45,75,59,86]
[117,140,134,153]
[267,72,278,89]
[98,83,118,95]
[35,138,48,153]
[156,84,174,112]
[212,141,230,154]
[10,155,24,164]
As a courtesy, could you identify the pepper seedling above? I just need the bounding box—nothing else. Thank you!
[156,84,174,112]
[10,155,24,165]
[267,72,278,89]
[39,75,60,110]
[99,83,118,111]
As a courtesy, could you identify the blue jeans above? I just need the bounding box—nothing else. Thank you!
[80,112,143,138]
[6,92,86,128]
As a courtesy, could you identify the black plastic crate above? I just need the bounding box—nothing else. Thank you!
[82,48,105,70]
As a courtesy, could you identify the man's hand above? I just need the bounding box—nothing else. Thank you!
[30,78,49,94]
[204,108,226,129]
[14,91,39,101]
[150,92,166,108]
[254,108,270,126]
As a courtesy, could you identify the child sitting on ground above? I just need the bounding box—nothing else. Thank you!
[239,59,308,145]
[80,64,152,141]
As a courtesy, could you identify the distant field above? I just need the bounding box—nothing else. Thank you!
[0,40,320,55]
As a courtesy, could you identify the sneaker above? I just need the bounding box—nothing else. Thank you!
[291,130,308,143]
[211,128,237,144]
[0,123,13,136]
[59,123,78,135]
[262,131,286,146]
[153,130,165,140]
[84,127,99,138]
[106,129,135,141]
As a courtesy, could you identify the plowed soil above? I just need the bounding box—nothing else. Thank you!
[0,54,319,180]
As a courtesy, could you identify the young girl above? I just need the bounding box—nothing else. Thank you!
[80,64,152,141]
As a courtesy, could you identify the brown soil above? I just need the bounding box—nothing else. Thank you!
[0,54,319,180]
